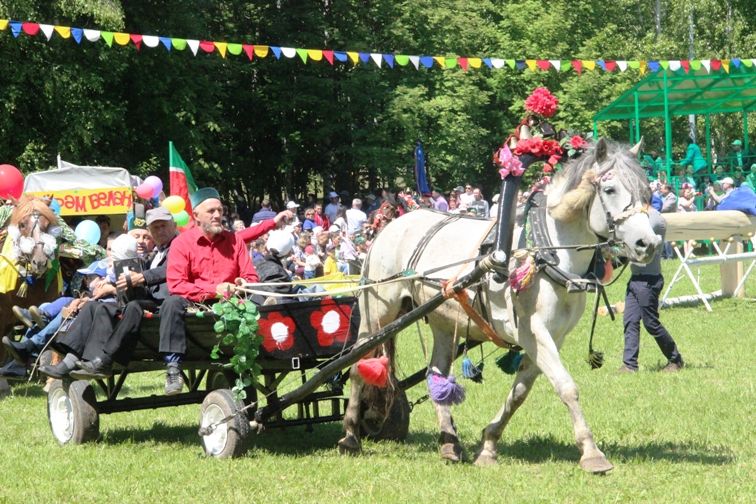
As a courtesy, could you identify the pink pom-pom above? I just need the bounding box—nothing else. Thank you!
[357,356,389,388]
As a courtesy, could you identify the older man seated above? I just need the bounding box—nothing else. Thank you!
[161,187,259,395]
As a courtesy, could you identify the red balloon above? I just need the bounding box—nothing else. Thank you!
[0,164,24,200]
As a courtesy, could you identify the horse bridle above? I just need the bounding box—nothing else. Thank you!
[16,210,54,266]
[592,167,648,245]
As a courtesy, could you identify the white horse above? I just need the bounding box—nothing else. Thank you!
[338,139,659,473]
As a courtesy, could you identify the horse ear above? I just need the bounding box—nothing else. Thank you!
[594,138,608,164]
[629,137,644,156]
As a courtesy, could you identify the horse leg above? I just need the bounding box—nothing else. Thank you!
[428,325,462,462]
[474,355,540,466]
[523,317,613,473]
[338,364,364,455]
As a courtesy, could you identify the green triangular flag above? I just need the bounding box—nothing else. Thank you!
[227,43,242,56]
[395,54,409,66]
[172,38,187,50]
[689,60,701,70]
[628,60,640,69]
[506,59,515,69]
[561,59,571,71]
[101,31,113,47]
[445,57,457,68]
[296,48,308,63]
[659,60,670,69]
[740,59,752,68]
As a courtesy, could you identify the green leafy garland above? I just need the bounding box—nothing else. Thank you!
[208,296,262,399]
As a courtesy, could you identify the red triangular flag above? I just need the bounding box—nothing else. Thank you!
[458,57,469,72]
[130,33,142,50]
[681,60,690,73]
[242,44,254,61]
[571,60,583,74]
[536,60,550,71]
[199,40,215,53]
[323,50,334,65]
[710,59,722,71]
[22,22,40,36]
[605,60,617,72]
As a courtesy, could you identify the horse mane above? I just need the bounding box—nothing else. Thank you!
[10,196,57,229]
[548,140,651,221]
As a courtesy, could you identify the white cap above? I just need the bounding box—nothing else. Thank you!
[312,225,324,235]
[720,177,734,186]
[286,201,300,210]
[266,230,295,257]
[328,225,341,233]
[110,234,138,261]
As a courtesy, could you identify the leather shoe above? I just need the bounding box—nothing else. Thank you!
[2,336,35,364]
[70,357,113,379]
[661,360,684,372]
[29,305,48,327]
[0,360,28,378]
[617,365,638,373]
[11,305,34,329]
[38,360,76,379]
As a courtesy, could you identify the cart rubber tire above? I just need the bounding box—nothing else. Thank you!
[360,387,410,442]
[200,389,249,458]
[206,369,236,391]
[47,379,100,445]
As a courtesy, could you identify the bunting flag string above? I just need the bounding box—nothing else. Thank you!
[1,18,754,75]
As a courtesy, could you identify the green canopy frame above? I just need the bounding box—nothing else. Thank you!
[593,65,756,180]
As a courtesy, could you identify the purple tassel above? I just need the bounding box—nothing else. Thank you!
[427,369,465,405]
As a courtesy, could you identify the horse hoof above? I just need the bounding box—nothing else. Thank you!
[337,435,361,455]
[473,451,497,467]
[440,442,462,463]
[580,455,614,474]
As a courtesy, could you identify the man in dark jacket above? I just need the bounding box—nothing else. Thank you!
[254,230,296,304]
[42,207,178,379]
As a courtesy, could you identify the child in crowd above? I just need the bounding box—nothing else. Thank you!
[303,244,322,279]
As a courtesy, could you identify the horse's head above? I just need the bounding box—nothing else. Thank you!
[549,138,660,264]
[8,196,60,277]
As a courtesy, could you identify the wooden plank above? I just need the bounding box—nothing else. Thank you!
[663,211,756,242]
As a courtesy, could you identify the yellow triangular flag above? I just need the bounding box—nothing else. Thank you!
[434,56,445,68]
[722,60,730,73]
[526,59,537,71]
[0,19,8,31]
[639,61,647,75]
[214,42,227,58]
[583,60,596,71]
[468,58,482,69]
[54,25,71,39]
[347,51,359,64]
[308,49,323,61]
[254,45,269,58]
[113,32,130,46]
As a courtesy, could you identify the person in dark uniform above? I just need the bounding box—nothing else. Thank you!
[620,207,684,373]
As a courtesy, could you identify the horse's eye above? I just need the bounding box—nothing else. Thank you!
[18,222,25,229]
[603,187,616,195]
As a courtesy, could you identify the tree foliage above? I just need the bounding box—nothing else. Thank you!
[0,0,753,204]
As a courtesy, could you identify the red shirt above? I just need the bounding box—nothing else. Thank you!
[168,227,259,302]
[236,218,276,243]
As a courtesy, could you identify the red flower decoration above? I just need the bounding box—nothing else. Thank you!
[310,303,351,347]
[258,312,296,352]
[524,87,559,118]
[514,137,563,158]
[570,135,588,149]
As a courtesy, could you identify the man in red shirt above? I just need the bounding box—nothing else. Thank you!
[162,187,259,395]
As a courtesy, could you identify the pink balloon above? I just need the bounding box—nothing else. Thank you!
[135,183,154,199]
[143,176,163,198]
[0,164,24,200]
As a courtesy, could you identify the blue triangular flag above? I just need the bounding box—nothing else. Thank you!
[483,58,492,69]
[359,52,370,63]
[71,28,83,44]
[271,46,282,59]
[597,59,606,71]
[10,21,22,38]
[334,51,348,62]
[515,60,526,70]
[159,36,172,51]
[731,58,741,68]
[383,54,394,68]
[420,56,434,68]
[648,60,661,72]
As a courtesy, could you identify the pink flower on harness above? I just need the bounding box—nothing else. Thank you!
[494,145,525,179]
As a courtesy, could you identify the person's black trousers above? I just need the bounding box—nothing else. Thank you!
[158,295,191,355]
[54,302,118,359]
[623,274,683,369]
[82,299,157,365]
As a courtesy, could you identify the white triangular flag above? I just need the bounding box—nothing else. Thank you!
[409,55,420,70]
[701,59,711,72]
[549,59,561,71]
[186,39,199,56]
[281,47,296,58]
[617,60,628,72]
[39,24,54,41]
[669,60,681,71]
[370,53,382,67]
[491,58,505,69]
[142,35,159,48]
[83,29,100,42]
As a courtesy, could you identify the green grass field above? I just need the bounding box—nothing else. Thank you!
[1,261,754,503]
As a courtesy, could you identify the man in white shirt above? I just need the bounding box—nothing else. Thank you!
[345,198,367,234]
[459,184,475,208]
[324,191,342,223]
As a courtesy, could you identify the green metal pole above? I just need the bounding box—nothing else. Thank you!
[593,120,598,140]
[744,111,750,154]
[634,91,641,146]
[705,114,712,173]
[628,119,634,143]
[663,71,673,182]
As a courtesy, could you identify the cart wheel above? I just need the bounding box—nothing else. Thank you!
[206,369,236,391]
[47,380,100,445]
[200,389,249,458]
[360,387,410,442]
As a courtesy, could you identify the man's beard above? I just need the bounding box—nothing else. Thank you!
[201,222,224,235]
